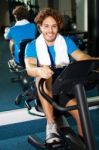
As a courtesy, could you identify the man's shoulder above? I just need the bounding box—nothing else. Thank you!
[9,25,18,31]
[63,35,69,40]
[27,39,36,47]
[63,35,74,44]
[26,22,36,27]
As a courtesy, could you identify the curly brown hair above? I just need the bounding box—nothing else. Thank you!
[12,5,29,21]
[34,8,64,31]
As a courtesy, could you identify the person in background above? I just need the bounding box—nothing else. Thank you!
[4,5,37,65]
[25,7,98,144]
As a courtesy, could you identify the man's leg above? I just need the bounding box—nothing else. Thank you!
[36,77,55,122]
[65,98,83,137]
[36,77,61,143]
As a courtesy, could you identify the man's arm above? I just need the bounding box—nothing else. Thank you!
[71,49,99,61]
[4,27,10,40]
[4,27,14,57]
[9,40,14,56]
[25,57,39,77]
[25,57,54,79]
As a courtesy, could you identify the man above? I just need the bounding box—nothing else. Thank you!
[4,5,37,65]
[25,8,97,144]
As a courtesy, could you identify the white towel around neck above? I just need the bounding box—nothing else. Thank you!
[36,33,70,66]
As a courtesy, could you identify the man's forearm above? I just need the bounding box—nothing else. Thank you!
[26,65,41,77]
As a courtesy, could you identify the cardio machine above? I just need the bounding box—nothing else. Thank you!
[8,38,45,116]
[8,38,34,105]
[26,60,99,150]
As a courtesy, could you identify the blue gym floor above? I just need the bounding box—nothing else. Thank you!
[0,31,99,150]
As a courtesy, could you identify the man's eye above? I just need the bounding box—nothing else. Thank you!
[43,25,57,28]
[53,25,57,28]
[44,26,49,28]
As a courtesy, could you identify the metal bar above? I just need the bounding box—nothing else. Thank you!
[74,83,96,150]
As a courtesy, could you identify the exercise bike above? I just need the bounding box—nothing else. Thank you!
[8,38,34,105]
[26,60,99,150]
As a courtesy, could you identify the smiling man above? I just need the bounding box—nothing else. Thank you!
[24,8,97,144]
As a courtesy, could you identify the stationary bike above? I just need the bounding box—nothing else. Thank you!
[8,38,34,105]
[25,60,99,150]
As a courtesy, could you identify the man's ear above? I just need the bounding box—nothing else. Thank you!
[38,25,42,33]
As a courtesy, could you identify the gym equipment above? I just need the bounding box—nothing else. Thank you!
[8,38,45,117]
[27,0,39,23]
[26,60,99,150]
[8,38,33,105]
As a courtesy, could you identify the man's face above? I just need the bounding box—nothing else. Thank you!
[39,16,58,45]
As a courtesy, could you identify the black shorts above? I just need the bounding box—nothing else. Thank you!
[52,67,75,106]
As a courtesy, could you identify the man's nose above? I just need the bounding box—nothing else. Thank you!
[48,26,53,32]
